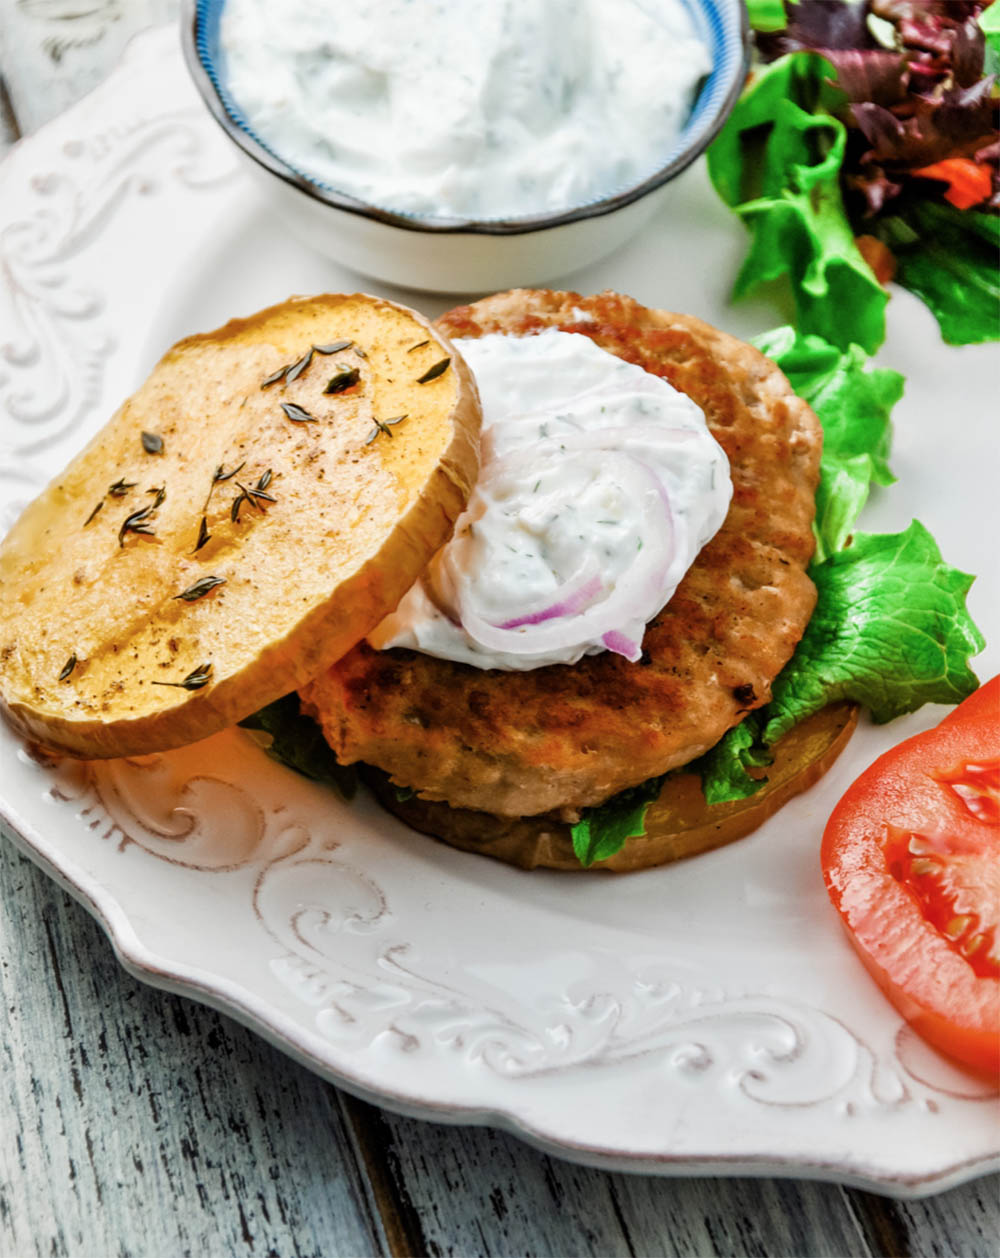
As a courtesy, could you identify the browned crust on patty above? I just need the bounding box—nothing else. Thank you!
[301,289,822,817]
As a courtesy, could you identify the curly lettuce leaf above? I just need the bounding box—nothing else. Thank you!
[746,0,789,34]
[695,719,772,806]
[570,774,665,868]
[873,199,1000,346]
[983,2,1000,71]
[753,325,903,558]
[706,52,888,353]
[763,521,985,742]
[696,520,985,803]
[239,693,357,799]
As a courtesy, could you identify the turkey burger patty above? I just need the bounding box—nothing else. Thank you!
[300,289,822,819]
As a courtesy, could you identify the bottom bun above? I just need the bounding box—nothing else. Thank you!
[366,703,859,872]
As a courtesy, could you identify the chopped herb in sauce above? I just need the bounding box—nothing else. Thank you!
[84,500,104,526]
[58,654,77,682]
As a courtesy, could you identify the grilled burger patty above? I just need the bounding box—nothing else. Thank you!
[301,289,822,818]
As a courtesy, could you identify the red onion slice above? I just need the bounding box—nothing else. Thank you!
[455,448,675,658]
[498,573,603,630]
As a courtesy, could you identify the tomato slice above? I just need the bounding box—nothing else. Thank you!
[822,677,1000,1078]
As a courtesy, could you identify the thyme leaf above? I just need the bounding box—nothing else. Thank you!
[417,357,450,384]
[365,414,408,444]
[147,485,166,509]
[261,365,287,389]
[84,500,104,526]
[108,478,136,498]
[235,482,264,512]
[59,654,77,682]
[285,348,314,384]
[213,461,245,484]
[174,575,226,602]
[324,367,361,395]
[280,401,317,423]
[313,340,353,355]
[141,431,164,455]
[194,516,211,552]
[407,339,429,353]
[118,504,156,547]
[256,469,272,492]
[153,662,213,690]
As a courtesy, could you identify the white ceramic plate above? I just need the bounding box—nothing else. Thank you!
[1,27,997,1199]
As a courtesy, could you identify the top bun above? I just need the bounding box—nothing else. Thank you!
[0,293,481,758]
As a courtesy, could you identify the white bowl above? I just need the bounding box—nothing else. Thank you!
[182,0,750,294]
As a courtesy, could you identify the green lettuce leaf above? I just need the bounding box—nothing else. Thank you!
[694,719,772,806]
[873,201,1000,347]
[753,325,903,558]
[239,693,357,798]
[570,774,666,868]
[763,521,985,742]
[746,0,788,34]
[706,52,887,354]
[982,2,1000,72]
[696,520,984,803]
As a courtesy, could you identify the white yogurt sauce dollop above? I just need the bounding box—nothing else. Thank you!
[219,0,712,220]
[370,330,732,670]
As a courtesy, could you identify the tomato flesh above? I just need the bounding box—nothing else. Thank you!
[822,678,1000,1078]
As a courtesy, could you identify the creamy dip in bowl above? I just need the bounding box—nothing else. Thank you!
[182,0,749,291]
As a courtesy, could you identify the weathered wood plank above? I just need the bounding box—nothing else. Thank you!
[846,1179,1000,1258]
[339,1097,886,1258]
[0,836,385,1258]
[0,0,179,133]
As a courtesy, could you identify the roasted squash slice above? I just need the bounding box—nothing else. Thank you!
[0,293,480,758]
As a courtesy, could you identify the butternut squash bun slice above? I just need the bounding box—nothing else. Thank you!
[0,293,481,758]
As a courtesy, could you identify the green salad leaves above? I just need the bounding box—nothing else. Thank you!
[752,326,902,560]
[708,2,1000,348]
[707,54,888,354]
[872,200,1000,346]
[695,523,985,805]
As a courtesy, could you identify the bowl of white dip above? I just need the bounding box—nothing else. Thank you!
[182,0,749,293]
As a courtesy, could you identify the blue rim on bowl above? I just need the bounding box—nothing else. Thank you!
[181,0,750,237]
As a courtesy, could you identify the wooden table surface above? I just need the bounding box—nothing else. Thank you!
[0,4,997,1255]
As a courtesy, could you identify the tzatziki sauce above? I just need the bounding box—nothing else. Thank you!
[369,330,732,670]
[219,0,712,220]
